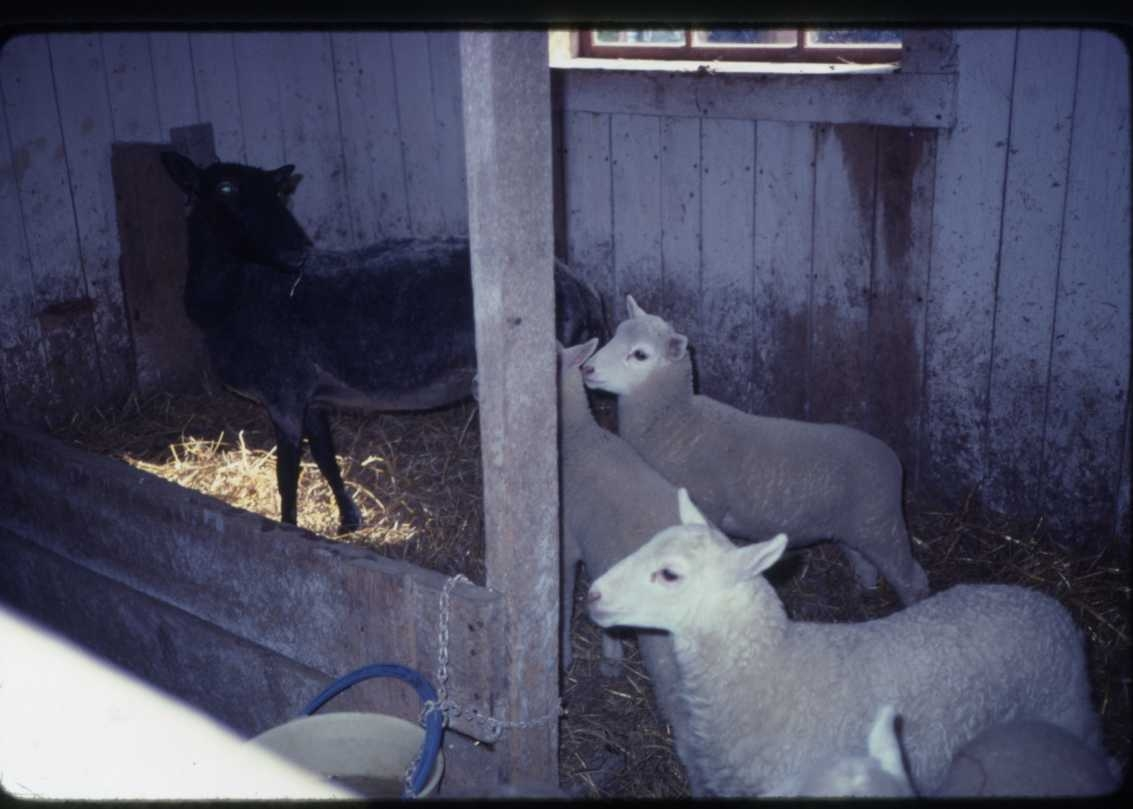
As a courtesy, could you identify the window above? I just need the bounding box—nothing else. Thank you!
[578,28,902,65]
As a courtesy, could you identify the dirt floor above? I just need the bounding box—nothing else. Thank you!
[51,383,1130,798]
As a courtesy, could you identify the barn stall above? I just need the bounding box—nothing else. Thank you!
[0,26,1129,797]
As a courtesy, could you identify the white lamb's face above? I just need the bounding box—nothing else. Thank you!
[586,525,715,633]
[582,296,688,396]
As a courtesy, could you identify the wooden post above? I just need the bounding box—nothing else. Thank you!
[459,32,559,788]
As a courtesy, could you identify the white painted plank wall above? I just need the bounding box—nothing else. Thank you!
[751,120,814,421]
[984,29,1078,516]
[1042,29,1131,539]
[50,34,133,402]
[611,114,662,312]
[921,29,1016,502]
[657,116,702,350]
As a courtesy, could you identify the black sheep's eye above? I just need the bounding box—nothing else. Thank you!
[217,181,237,195]
[660,568,680,582]
[632,349,649,362]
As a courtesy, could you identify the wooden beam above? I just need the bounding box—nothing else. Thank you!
[459,31,560,788]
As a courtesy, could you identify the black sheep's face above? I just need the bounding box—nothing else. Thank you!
[194,162,310,262]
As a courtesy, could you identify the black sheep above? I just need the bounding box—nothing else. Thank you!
[161,152,607,533]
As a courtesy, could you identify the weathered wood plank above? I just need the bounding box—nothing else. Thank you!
[149,32,198,133]
[189,33,245,162]
[100,32,163,142]
[1,34,103,416]
[111,142,207,393]
[751,120,814,420]
[698,117,755,410]
[330,31,412,243]
[611,114,661,311]
[461,30,560,787]
[393,32,447,239]
[560,70,957,129]
[1042,29,1131,542]
[275,32,352,249]
[921,29,1016,503]
[658,115,702,354]
[232,33,286,170]
[0,426,505,742]
[868,127,936,486]
[0,528,499,797]
[49,34,135,403]
[809,123,876,430]
[427,30,469,238]
[563,110,613,301]
[985,29,1078,517]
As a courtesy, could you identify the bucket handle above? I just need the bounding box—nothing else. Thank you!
[301,663,444,798]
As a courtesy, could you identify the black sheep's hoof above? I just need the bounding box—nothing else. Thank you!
[337,505,363,535]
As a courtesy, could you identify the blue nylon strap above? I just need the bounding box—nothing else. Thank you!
[301,663,444,799]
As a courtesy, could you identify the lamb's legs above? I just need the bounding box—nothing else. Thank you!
[271,419,302,526]
[304,407,362,534]
[842,546,880,589]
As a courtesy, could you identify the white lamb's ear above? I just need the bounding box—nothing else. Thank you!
[572,337,599,367]
[666,332,689,361]
[677,488,708,526]
[736,533,788,578]
[868,705,906,781]
[626,294,648,319]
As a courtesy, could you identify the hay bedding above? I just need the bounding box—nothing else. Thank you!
[52,385,1129,798]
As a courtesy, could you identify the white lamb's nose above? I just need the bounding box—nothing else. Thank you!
[581,364,594,377]
[587,587,601,605]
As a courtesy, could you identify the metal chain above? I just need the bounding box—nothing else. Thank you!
[419,573,562,744]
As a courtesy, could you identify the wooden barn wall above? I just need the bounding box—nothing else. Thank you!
[0,31,468,424]
[555,29,1131,545]
[1,28,1129,543]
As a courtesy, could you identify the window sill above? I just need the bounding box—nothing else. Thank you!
[551,55,901,76]
[551,59,956,130]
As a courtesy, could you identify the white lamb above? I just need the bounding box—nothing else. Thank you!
[557,339,707,794]
[586,488,1106,796]
[768,704,1120,797]
[583,295,929,605]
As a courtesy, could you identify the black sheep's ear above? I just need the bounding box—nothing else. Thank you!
[160,151,200,196]
[271,165,299,194]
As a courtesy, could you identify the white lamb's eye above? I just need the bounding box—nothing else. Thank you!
[659,568,680,582]
[631,349,649,362]
[217,181,236,195]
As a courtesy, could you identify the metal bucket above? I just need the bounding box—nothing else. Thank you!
[251,711,444,799]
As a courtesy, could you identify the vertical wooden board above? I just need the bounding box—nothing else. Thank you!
[752,120,815,420]
[112,143,207,393]
[0,92,54,420]
[1116,397,1131,545]
[232,33,285,170]
[922,29,1016,503]
[393,32,446,239]
[149,32,199,133]
[698,117,755,410]
[427,30,469,237]
[1,34,103,414]
[985,29,1078,516]
[330,32,411,243]
[1042,30,1131,542]
[658,115,702,352]
[189,33,245,162]
[563,111,613,303]
[611,114,661,311]
[809,123,876,430]
[100,32,162,142]
[275,32,351,248]
[869,127,935,484]
[49,34,135,401]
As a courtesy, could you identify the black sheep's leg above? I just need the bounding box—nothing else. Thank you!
[304,407,362,534]
[271,417,303,526]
